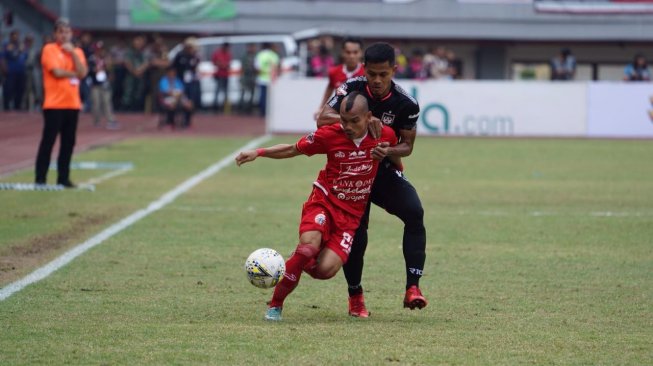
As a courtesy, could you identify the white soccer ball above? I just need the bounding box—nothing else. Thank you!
[244,248,285,289]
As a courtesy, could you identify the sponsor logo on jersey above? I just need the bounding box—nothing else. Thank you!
[335,151,345,158]
[408,113,420,119]
[348,150,367,159]
[341,162,374,176]
[314,213,326,225]
[305,132,315,143]
[381,112,396,125]
[336,84,348,96]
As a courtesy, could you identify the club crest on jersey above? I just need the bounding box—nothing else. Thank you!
[335,151,345,158]
[305,132,315,143]
[381,112,395,125]
[314,213,326,225]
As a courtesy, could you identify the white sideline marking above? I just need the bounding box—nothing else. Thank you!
[0,135,272,301]
[82,166,132,186]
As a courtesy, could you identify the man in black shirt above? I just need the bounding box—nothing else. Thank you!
[317,42,427,317]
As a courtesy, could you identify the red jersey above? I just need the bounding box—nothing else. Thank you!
[211,48,231,78]
[328,63,365,90]
[295,124,397,218]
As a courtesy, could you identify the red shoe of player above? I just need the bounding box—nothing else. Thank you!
[348,293,370,318]
[403,285,428,310]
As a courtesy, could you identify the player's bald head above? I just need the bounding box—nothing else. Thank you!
[341,91,369,115]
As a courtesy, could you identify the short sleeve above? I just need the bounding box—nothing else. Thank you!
[398,99,420,131]
[295,128,328,156]
[41,45,58,73]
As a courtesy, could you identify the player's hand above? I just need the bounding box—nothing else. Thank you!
[371,142,391,160]
[61,42,75,53]
[235,151,257,166]
[368,116,383,139]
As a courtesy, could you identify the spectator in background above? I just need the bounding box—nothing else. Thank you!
[23,34,39,110]
[406,48,428,80]
[238,43,257,114]
[624,54,651,82]
[310,45,335,78]
[394,46,408,78]
[110,38,128,111]
[173,37,201,118]
[445,49,461,80]
[88,41,119,130]
[425,47,448,80]
[211,42,231,113]
[2,30,27,110]
[550,48,576,81]
[35,18,87,188]
[255,42,279,117]
[145,34,170,114]
[159,65,193,129]
[122,35,148,111]
[78,32,94,111]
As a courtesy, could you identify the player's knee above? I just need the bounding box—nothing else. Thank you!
[399,203,424,225]
[295,243,319,259]
[311,267,337,280]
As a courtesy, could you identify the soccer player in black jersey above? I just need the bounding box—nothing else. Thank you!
[317,42,427,317]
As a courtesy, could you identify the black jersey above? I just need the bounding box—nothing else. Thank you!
[327,76,420,138]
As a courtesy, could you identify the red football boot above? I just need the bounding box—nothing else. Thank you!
[403,285,428,310]
[348,293,370,318]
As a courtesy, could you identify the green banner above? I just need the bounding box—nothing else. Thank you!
[131,0,236,23]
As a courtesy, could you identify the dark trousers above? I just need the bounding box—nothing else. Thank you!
[213,76,229,111]
[343,159,427,289]
[258,84,268,116]
[35,109,79,184]
[3,71,26,110]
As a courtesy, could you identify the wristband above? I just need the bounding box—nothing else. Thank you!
[256,148,266,157]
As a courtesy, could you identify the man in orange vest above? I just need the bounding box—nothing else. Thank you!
[34,18,87,188]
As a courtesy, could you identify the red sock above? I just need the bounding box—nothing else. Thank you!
[269,244,319,308]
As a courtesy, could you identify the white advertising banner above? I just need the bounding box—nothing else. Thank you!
[587,83,653,138]
[268,78,326,133]
[269,79,587,137]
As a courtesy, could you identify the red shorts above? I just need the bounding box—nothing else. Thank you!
[299,187,359,264]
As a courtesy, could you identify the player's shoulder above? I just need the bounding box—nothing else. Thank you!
[328,64,341,75]
[344,75,367,88]
[335,76,367,97]
[42,43,57,53]
[318,124,344,136]
[392,81,419,107]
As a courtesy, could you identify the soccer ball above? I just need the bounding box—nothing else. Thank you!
[244,248,285,289]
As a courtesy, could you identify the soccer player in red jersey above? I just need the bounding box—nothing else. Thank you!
[235,91,397,321]
[313,37,365,120]
[317,42,427,317]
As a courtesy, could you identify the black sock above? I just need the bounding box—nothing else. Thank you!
[348,284,363,297]
[403,225,426,289]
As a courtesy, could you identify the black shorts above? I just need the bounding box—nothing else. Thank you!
[366,159,423,224]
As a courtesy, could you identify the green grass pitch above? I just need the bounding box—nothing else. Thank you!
[0,136,652,365]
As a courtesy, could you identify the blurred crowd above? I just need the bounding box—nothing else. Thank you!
[306,38,462,80]
[1,29,651,119]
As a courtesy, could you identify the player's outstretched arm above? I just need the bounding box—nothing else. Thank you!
[235,144,301,166]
